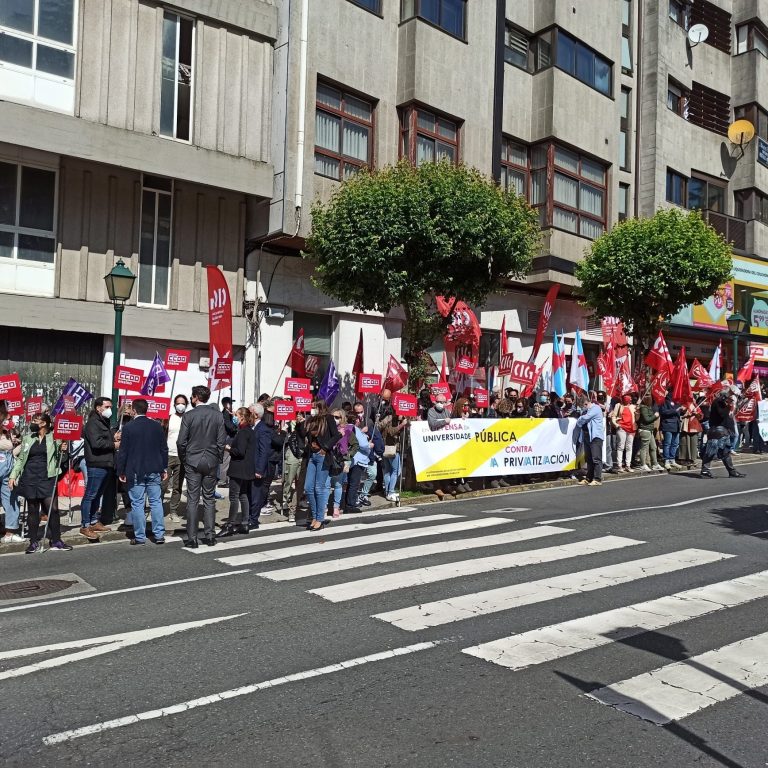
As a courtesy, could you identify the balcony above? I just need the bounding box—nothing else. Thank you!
[702,210,748,254]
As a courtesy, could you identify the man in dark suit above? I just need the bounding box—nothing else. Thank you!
[248,403,273,529]
[177,385,226,547]
[117,398,169,545]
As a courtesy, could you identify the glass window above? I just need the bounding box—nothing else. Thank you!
[0,0,34,34]
[621,35,632,71]
[0,160,57,267]
[401,106,459,167]
[501,137,529,198]
[669,0,688,29]
[138,179,173,307]
[315,83,374,180]
[38,0,75,45]
[619,87,631,171]
[348,0,381,12]
[293,311,332,387]
[618,183,630,221]
[687,177,706,210]
[400,0,466,39]
[505,24,529,69]
[0,33,32,67]
[554,31,612,96]
[160,13,194,142]
[666,169,686,206]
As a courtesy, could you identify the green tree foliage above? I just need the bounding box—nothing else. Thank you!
[575,208,733,355]
[305,161,540,384]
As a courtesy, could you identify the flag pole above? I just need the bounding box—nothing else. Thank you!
[270,361,290,399]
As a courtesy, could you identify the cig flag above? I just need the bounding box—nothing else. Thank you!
[141,352,171,396]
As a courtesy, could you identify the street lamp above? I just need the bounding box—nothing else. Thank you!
[104,258,136,425]
[726,311,748,376]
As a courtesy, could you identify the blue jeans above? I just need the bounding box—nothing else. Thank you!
[383,453,401,496]
[305,452,331,522]
[662,431,680,462]
[80,466,109,527]
[127,472,165,542]
[0,451,19,530]
[330,471,347,509]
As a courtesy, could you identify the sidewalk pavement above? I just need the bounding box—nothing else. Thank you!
[1,453,764,553]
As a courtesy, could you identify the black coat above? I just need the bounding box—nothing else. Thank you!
[84,411,115,469]
[659,399,682,433]
[227,426,253,480]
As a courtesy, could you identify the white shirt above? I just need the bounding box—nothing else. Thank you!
[167,411,183,456]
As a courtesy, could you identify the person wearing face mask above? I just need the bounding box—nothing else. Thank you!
[80,396,118,541]
[426,395,452,498]
[164,394,188,523]
[611,393,637,472]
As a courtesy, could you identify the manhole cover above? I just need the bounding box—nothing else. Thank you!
[0,578,78,601]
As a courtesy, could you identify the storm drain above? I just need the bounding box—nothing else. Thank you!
[0,574,95,606]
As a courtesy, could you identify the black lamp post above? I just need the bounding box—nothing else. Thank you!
[726,311,748,376]
[104,259,136,426]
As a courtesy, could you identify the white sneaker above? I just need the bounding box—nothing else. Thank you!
[2,533,23,544]
[169,513,182,523]
[664,461,672,470]
[261,505,275,516]
[640,465,651,472]
[652,464,664,471]
[625,467,635,473]
[671,461,682,469]
[386,493,399,502]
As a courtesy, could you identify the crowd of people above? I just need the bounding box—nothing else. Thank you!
[0,375,760,552]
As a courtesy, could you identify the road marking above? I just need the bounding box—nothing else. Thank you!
[461,569,768,671]
[536,487,768,525]
[375,549,732,631]
[0,570,251,614]
[0,614,246,680]
[310,536,642,602]
[217,517,515,567]
[42,639,446,745]
[262,525,572,582]
[188,514,462,555]
[586,631,768,724]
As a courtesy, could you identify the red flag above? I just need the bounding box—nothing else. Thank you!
[633,367,647,394]
[671,348,693,405]
[706,379,729,404]
[601,317,628,349]
[436,297,481,375]
[602,343,616,393]
[651,368,671,405]
[521,361,546,398]
[205,266,233,393]
[745,375,763,401]
[352,329,364,381]
[612,356,634,397]
[500,316,508,356]
[531,285,559,362]
[689,358,714,389]
[382,355,408,393]
[288,328,306,378]
[439,352,449,384]
[736,347,758,383]
[644,330,673,375]
[736,397,757,422]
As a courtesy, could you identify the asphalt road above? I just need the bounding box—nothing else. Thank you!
[2,459,768,768]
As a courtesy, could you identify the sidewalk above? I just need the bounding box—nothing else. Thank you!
[2,453,764,554]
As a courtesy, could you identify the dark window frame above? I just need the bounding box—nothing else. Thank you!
[400,0,467,42]
[735,188,768,226]
[668,0,689,29]
[618,182,630,222]
[347,0,383,16]
[667,77,689,118]
[500,136,530,199]
[399,103,461,166]
[553,29,613,97]
[736,20,768,58]
[688,171,726,213]
[620,86,631,171]
[735,103,768,142]
[621,0,633,74]
[666,168,687,206]
[314,81,376,182]
[504,22,530,70]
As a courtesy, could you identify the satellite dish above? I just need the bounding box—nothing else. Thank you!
[687,23,709,46]
[727,119,756,159]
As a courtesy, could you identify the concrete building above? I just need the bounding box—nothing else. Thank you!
[0,0,276,405]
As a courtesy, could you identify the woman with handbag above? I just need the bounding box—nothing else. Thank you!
[679,400,703,468]
[383,414,409,502]
[329,409,353,519]
[216,407,254,538]
[9,414,72,553]
[304,400,341,531]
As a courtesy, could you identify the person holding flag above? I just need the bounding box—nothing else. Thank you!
[568,329,589,393]
[701,389,745,479]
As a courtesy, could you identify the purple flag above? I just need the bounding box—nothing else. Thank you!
[52,378,93,416]
[141,352,171,396]
[317,359,339,405]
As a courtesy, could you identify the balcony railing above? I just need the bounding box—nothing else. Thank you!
[703,210,747,253]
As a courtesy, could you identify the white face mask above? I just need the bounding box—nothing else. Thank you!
[101,407,112,420]
[175,404,186,414]
[435,403,445,411]
[310,408,318,417]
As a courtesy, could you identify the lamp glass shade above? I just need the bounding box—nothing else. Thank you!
[104,259,136,303]
[726,311,748,336]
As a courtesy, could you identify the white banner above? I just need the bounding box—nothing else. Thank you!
[758,401,768,442]
[410,418,579,482]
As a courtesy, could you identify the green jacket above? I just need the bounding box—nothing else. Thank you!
[10,434,63,482]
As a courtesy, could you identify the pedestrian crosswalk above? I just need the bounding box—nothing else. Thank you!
[191,509,768,726]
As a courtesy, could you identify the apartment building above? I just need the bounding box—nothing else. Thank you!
[0,0,276,404]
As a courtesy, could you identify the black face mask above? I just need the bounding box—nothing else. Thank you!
[29,424,40,435]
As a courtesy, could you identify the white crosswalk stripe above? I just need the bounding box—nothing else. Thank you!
[374,549,732,631]
[585,631,768,724]
[216,517,515,567]
[309,535,642,602]
[261,525,573,582]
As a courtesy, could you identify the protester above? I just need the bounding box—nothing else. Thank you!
[165,394,187,523]
[219,396,238,488]
[0,420,20,543]
[383,413,408,502]
[345,406,372,514]
[351,401,376,506]
[576,394,604,487]
[635,394,663,472]
[177,385,226,548]
[9,414,72,552]
[247,402,273,529]
[611,394,637,472]
[117,398,168,545]
[281,413,306,523]
[701,391,745,479]
[659,392,683,470]
[330,408,352,518]
[80,397,117,541]
[217,407,253,537]
[427,394,452,498]
[679,399,703,468]
[304,399,341,530]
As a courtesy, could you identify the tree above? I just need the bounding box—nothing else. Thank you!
[304,161,540,386]
[575,208,733,358]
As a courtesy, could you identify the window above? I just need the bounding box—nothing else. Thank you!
[160,12,194,141]
[400,105,459,166]
[500,137,529,198]
[735,189,768,226]
[504,24,529,70]
[667,79,688,117]
[666,169,686,206]
[0,0,77,112]
[690,0,731,54]
[736,21,768,58]
[621,0,632,73]
[0,160,56,264]
[348,0,381,12]
[479,329,500,369]
[735,104,768,142]
[551,147,607,239]
[315,83,374,181]
[668,0,689,29]
[620,87,631,171]
[687,81,730,135]
[138,175,173,308]
[554,30,612,96]
[687,173,725,212]
[618,183,630,222]
[293,312,332,386]
[401,0,466,39]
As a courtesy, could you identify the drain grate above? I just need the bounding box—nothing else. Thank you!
[0,578,78,601]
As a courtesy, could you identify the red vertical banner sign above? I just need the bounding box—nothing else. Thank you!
[206,266,233,393]
[531,285,559,362]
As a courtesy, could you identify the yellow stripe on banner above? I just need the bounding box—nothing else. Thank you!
[420,419,548,481]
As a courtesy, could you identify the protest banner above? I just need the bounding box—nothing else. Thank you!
[509,359,538,387]
[5,398,23,416]
[305,355,320,377]
[393,393,418,418]
[52,378,93,416]
[25,396,43,418]
[498,353,514,376]
[54,414,83,440]
[409,418,578,481]
[473,388,489,408]
[165,349,191,371]
[759,401,768,442]
[294,393,313,412]
[357,373,382,394]
[0,373,21,399]
[429,382,451,401]
[274,400,296,420]
[63,395,76,411]
[119,396,171,419]
[206,265,233,393]
[114,366,144,393]
[285,377,311,396]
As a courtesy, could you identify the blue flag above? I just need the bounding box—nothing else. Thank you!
[141,352,171,396]
[52,378,93,416]
[318,359,340,405]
